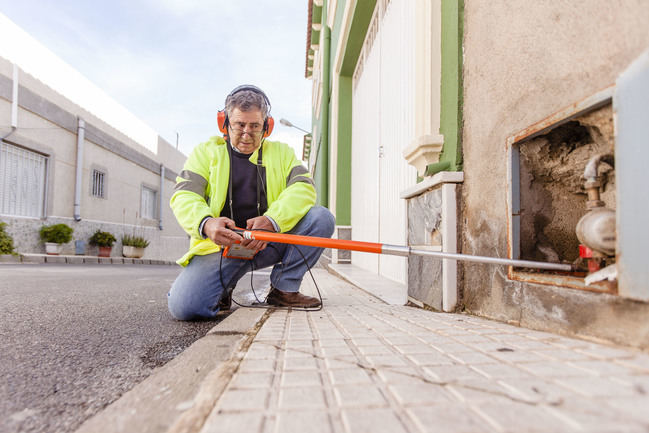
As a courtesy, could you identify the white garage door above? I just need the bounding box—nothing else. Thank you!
[351,0,416,284]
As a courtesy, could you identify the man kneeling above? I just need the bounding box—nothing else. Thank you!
[167,85,334,320]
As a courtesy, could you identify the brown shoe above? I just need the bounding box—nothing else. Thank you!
[218,288,233,311]
[266,287,321,308]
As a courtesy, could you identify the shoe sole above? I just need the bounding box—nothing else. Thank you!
[266,299,321,308]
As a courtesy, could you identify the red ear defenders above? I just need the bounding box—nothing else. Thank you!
[217,85,274,138]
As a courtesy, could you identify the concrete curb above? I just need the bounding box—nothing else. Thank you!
[74,307,271,433]
[3,253,176,265]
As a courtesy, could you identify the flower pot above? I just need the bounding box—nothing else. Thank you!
[45,242,63,255]
[98,246,112,257]
[122,245,144,258]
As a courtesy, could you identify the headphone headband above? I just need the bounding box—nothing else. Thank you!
[226,84,271,111]
[218,84,274,138]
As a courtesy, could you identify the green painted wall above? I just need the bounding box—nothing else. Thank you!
[335,76,352,225]
[331,0,377,225]
[432,0,464,175]
[312,0,463,203]
[314,8,331,207]
[340,0,378,76]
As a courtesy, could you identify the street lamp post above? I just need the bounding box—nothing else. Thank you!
[279,118,313,163]
[279,118,311,135]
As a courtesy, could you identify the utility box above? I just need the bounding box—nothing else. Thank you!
[75,240,86,255]
[616,49,649,301]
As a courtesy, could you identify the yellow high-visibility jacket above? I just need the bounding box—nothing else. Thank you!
[170,136,316,266]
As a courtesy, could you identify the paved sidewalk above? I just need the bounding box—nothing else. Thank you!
[194,269,649,433]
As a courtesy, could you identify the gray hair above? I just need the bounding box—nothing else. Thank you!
[225,89,270,119]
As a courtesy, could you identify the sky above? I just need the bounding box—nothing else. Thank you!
[0,0,313,157]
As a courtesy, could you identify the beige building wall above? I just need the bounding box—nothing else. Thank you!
[461,0,649,347]
[0,57,188,261]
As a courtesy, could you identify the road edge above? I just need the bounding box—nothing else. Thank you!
[74,307,271,433]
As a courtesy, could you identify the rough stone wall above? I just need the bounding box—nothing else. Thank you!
[407,188,443,309]
[0,215,188,262]
[462,0,649,348]
[519,105,615,263]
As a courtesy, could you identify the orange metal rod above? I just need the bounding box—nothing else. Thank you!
[241,229,572,271]
[242,230,383,254]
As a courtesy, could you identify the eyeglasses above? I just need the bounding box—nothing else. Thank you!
[229,121,264,135]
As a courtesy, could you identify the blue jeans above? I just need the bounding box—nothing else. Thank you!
[167,206,335,320]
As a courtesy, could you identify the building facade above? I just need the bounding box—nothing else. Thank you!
[307,0,649,348]
[0,56,188,262]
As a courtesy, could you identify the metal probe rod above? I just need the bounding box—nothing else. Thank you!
[242,230,572,272]
[380,244,572,271]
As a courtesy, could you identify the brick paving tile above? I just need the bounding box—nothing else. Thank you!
[279,386,328,409]
[615,353,649,372]
[423,364,489,382]
[470,363,536,379]
[445,379,520,404]
[574,346,640,360]
[393,344,434,355]
[406,352,456,366]
[408,405,498,433]
[463,338,510,349]
[324,355,362,370]
[365,354,409,368]
[327,368,373,385]
[357,344,395,355]
[556,376,641,398]
[548,399,649,433]
[215,389,269,411]
[200,412,264,433]
[605,396,649,423]
[488,348,553,363]
[229,372,275,389]
[280,370,323,387]
[384,335,425,346]
[197,269,649,433]
[376,367,434,385]
[447,351,501,365]
[567,359,641,376]
[516,361,595,378]
[387,383,455,405]
[472,401,578,432]
[341,408,409,433]
[275,411,334,433]
[529,348,592,362]
[238,358,276,373]
[333,385,388,407]
[320,345,356,357]
[318,338,349,348]
[495,378,578,404]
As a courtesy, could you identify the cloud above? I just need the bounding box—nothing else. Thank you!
[0,1,314,159]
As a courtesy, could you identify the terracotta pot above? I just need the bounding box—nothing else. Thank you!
[122,246,144,258]
[98,246,112,257]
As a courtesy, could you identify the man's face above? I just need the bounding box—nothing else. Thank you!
[228,108,265,154]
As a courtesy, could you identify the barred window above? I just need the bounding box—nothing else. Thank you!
[0,141,47,217]
[141,186,157,220]
[91,169,105,198]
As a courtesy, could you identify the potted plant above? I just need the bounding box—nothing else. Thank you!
[121,234,149,258]
[89,230,116,257]
[39,223,73,255]
[0,222,18,260]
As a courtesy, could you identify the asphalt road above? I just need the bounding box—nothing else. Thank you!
[0,264,271,433]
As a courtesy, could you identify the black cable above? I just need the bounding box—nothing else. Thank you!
[218,229,323,312]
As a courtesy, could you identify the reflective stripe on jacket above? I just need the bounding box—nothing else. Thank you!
[170,136,316,266]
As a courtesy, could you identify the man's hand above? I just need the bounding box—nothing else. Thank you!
[203,217,242,247]
[241,216,275,251]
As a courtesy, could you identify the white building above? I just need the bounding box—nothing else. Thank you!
[0,14,188,261]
